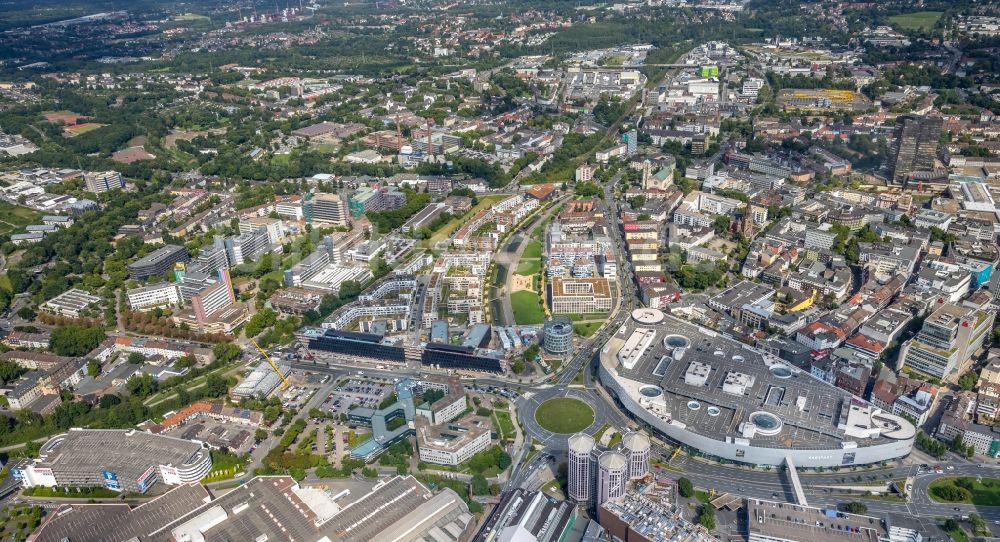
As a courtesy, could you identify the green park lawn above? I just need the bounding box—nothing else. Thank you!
[0,201,41,237]
[511,290,544,325]
[574,322,601,337]
[522,240,542,259]
[888,11,943,31]
[534,398,595,433]
[516,259,541,275]
[928,477,1000,506]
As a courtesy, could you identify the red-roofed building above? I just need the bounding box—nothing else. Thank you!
[526,183,556,201]
[795,321,846,351]
[845,333,884,361]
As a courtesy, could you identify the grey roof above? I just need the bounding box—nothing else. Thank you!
[612,315,898,449]
[36,429,207,482]
[30,483,211,542]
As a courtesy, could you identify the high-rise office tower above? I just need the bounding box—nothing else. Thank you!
[567,433,596,503]
[622,432,651,480]
[596,451,627,506]
[889,115,942,185]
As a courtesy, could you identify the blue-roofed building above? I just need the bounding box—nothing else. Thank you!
[347,378,421,461]
[462,324,491,349]
[302,327,505,373]
[430,320,449,344]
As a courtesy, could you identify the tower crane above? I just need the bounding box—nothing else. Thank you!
[250,339,290,391]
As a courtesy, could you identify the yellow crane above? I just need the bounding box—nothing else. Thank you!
[670,446,682,462]
[251,339,290,390]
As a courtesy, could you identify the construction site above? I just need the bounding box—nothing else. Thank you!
[776,88,872,111]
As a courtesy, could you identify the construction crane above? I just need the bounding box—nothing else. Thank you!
[250,339,290,390]
[670,446,682,462]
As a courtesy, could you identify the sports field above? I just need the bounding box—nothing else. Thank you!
[888,11,942,31]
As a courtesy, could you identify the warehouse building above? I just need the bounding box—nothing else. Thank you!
[28,475,474,542]
[40,288,102,318]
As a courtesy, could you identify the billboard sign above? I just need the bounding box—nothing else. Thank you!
[102,470,121,491]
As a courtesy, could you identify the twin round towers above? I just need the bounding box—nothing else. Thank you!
[568,431,651,507]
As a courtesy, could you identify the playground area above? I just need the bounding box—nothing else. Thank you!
[511,274,533,292]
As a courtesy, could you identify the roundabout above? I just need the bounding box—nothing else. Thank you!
[533,397,596,434]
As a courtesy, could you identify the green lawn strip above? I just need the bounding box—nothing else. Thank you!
[574,322,601,337]
[522,240,542,259]
[566,312,610,322]
[493,411,516,440]
[426,195,508,247]
[23,486,119,498]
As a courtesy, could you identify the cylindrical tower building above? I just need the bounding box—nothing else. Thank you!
[543,318,574,355]
[622,431,651,480]
[596,451,627,506]
[567,433,595,503]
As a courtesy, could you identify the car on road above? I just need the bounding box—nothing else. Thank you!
[954,507,961,511]
[947,466,954,470]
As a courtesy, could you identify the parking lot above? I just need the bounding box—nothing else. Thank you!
[321,377,396,415]
[472,383,520,402]
[163,418,254,453]
[280,384,317,410]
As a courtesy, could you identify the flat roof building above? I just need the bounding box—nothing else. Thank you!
[40,288,101,318]
[900,301,993,381]
[747,499,889,542]
[599,309,915,468]
[83,170,124,194]
[13,429,211,494]
[549,277,613,314]
[29,475,474,542]
[415,416,492,466]
[128,245,190,280]
[126,282,180,311]
[311,192,350,226]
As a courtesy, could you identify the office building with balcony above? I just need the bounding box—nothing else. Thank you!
[127,245,190,280]
[311,193,350,226]
[84,170,125,194]
[900,301,994,381]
